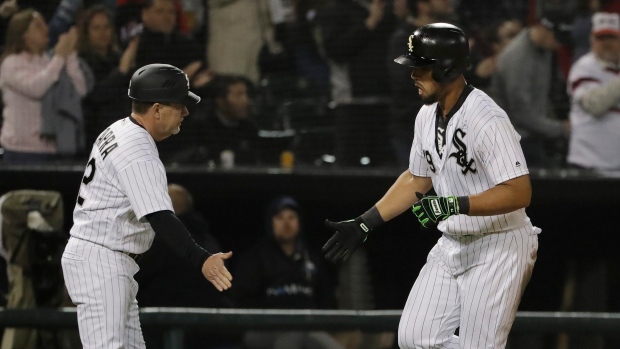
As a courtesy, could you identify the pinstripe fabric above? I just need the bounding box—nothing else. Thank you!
[62,238,145,349]
[64,117,173,348]
[400,87,540,348]
[409,88,533,236]
[398,228,537,349]
[70,117,173,254]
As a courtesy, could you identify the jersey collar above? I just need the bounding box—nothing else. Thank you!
[435,84,474,121]
[129,116,146,130]
[434,84,474,158]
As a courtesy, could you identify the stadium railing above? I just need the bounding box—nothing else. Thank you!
[1,308,620,348]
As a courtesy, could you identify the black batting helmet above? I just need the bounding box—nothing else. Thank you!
[128,64,201,105]
[394,23,470,83]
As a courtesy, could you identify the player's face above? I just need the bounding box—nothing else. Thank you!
[411,66,441,104]
[272,208,300,244]
[155,102,189,140]
[592,34,620,65]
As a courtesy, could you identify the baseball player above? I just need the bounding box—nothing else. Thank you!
[322,24,539,349]
[61,63,233,349]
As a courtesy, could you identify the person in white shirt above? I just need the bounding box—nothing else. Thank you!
[567,12,620,170]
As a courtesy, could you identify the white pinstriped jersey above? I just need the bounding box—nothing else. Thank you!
[70,117,173,254]
[409,87,535,236]
[567,52,620,169]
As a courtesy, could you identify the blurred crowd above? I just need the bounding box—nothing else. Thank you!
[0,0,618,170]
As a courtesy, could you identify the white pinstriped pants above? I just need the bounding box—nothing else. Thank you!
[62,237,146,349]
[398,227,538,349]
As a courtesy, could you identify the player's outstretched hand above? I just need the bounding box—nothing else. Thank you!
[202,251,233,292]
[322,219,368,264]
[412,192,459,228]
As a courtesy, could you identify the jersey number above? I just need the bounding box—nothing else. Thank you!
[77,158,96,206]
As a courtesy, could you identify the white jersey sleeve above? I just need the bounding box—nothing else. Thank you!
[117,160,173,220]
[409,105,434,177]
[475,115,529,186]
[70,117,174,254]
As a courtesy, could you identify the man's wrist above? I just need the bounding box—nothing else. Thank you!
[357,205,385,233]
[198,250,211,271]
[457,196,470,215]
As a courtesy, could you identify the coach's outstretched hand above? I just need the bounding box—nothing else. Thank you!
[322,219,368,264]
[412,192,461,228]
[202,251,233,292]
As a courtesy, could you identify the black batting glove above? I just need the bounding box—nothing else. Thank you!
[412,192,469,228]
[322,218,368,264]
[322,206,384,264]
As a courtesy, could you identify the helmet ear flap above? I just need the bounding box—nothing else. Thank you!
[431,60,456,84]
[431,58,469,84]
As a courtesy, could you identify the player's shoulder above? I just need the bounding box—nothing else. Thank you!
[94,117,158,168]
[464,88,511,130]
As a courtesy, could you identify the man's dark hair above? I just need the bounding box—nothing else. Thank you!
[143,0,173,9]
[210,75,248,100]
[132,100,155,114]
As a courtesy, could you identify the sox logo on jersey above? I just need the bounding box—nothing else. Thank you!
[400,86,540,349]
[448,129,476,174]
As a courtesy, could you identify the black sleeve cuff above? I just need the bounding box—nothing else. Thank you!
[457,196,470,215]
[359,205,385,231]
[146,210,211,271]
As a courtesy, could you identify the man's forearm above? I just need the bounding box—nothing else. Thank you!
[468,175,532,216]
[146,210,210,270]
[376,170,433,221]
[580,78,620,117]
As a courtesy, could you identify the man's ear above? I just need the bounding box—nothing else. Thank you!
[153,103,161,120]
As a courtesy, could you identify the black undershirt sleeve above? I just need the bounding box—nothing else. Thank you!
[145,210,211,271]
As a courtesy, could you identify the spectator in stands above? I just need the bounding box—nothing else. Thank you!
[387,0,455,165]
[0,9,88,165]
[0,0,19,49]
[158,74,259,166]
[318,0,395,102]
[207,0,275,85]
[270,0,331,99]
[567,12,620,170]
[78,5,137,146]
[572,0,603,62]
[458,0,527,31]
[136,0,211,91]
[489,14,571,167]
[202,75,259,166]
[136,183,236,349]
[466,19,522,91]
[232,196,342,349]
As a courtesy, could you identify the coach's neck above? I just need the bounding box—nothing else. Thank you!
[438,76,467,119]
[131,112,159,141]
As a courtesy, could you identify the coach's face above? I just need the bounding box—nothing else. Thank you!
[153,102,189,141]
[411,66,441,104]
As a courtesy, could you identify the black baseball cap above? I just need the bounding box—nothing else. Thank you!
[539,13,574,45]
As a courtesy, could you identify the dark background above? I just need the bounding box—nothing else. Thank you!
[1,165,618,313]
